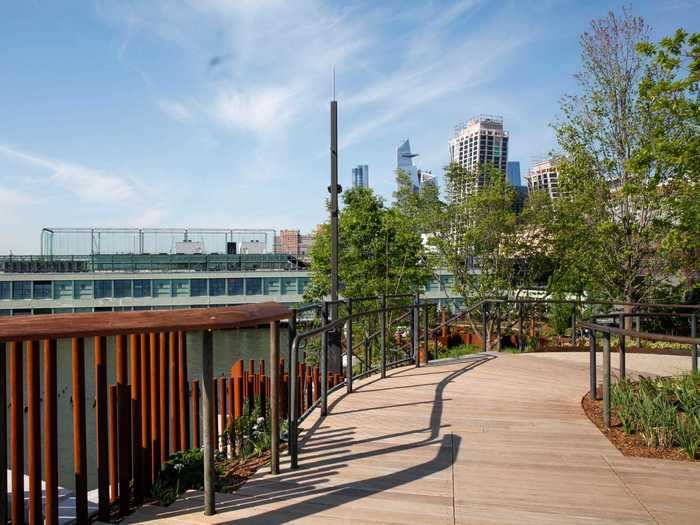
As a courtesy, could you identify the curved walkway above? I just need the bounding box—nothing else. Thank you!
[124,354,700,524]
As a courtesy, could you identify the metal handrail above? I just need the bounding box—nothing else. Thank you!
[288,297,431,468]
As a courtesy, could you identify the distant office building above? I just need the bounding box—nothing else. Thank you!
[397,139,435,193]
[506,161,521,186]
[527,158,561,199]
[278,230,301,256]
[397,139,421,191]
[352,165,369,188]
[448,115,509,201]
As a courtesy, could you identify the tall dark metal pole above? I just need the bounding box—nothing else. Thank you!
[328,89,342,375]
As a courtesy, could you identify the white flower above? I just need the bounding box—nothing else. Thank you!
[174,463,184,472]
[257,417,265,424]
[252,425,258,431]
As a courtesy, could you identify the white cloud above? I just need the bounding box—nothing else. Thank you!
[0,187,34,224]
[0,144,134,203]
[213,87,297,135]
[157,99,192,121]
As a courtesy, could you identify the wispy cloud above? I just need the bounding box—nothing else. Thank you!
[0,144,135,202]
[158,99,193,121]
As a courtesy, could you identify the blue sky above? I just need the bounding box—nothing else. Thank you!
[1,0,698,254]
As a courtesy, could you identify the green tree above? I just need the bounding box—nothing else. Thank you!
[635,29,700,302]
[305,186,431,302]
[433,163,521,301]
[551,8,672,307]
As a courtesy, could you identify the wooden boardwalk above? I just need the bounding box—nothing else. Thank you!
[123,353,700,524]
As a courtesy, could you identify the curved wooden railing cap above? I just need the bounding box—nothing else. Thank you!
[0,301,291,342]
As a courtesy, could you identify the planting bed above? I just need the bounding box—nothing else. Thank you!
[582,394,689,461]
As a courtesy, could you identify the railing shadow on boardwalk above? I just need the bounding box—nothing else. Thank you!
[132,354,496,524]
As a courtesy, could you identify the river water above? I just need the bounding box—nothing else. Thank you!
[4,326,289,492]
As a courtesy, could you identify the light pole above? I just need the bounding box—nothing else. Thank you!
[328,75,342,374]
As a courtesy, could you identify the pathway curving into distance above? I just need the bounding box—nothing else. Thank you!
[123,353,700,524]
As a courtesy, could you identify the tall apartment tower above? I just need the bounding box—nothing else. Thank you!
[526,159,561,199]
[448,115,509,201]
[352,165,369,188]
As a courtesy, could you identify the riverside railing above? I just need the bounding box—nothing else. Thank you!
[0,303,290,524]
[578,318,700,428]
[287,294,436,469]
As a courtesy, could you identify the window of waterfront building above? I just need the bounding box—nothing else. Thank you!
[94,280,113,299]
[245,277,262,295]
[12,281,32,300]
[209,279,225,296]
[53,280,73,299]
[281,277,297,294]
[33,281,52,299]
[114,280,132,298]
[264,278,281,295]
[74,281,94,299]
[298,277,309,294]
[0,281,10,299]
[133,279,152,298]
[227,278,244,295]
[154,279,172,297]
[172,279,189,297]
[190,279,208,297]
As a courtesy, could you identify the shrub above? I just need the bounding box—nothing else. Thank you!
[610,373,700,456]
[151,448,205,505]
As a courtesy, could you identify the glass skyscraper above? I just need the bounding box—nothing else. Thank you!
[352,165,369,188]
[397,139,420,191]
[506,161,521,186]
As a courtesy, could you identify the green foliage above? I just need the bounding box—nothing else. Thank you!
[305,185,432,302]
[151,448,205,505]
[223,400,272,460]
[436,343,481,359]
[611,373,700,458]
[548,300,575,337]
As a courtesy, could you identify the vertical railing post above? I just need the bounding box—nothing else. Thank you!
[363,337,369,373]
[618,313,626,379]
[270,321,280,475]
[346,298,353,393]
[320,302,329,417]
[158,332,169,462]
[423,304,429,364]
[481,301,488,352]
[571,304,577,346]
[9,341,23,525]
[589,330,597,400]
[201,330,215,516]
[27,340,42,525]
[130,333,143,505]
[44,339,58,525]
[411,299,418,368]
[691,313,697,373]
[495,302,502,352]
[289,335,299,470]
[287,308,297,465]
[72,337,88,523]
[94,335,110,521]
[178,331,189,451]
[0,342,7,525]
[0,342,6,525]
[169,332,180,452]
[518,302,525,352]
[140,333,152,491]
[380,295,387,378]
[116,334,131,516]
[602,331,611,428]
[413,293,420,367]
[149,333,160,484]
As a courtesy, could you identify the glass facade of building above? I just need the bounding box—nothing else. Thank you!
[352,164,369,188]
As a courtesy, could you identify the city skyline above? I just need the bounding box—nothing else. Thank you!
[1,1,697,253]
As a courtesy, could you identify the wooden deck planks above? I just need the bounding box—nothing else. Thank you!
[123,353,700,524]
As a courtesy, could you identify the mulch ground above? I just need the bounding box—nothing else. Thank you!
[217,451,272,492]
[581,394,690,461]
